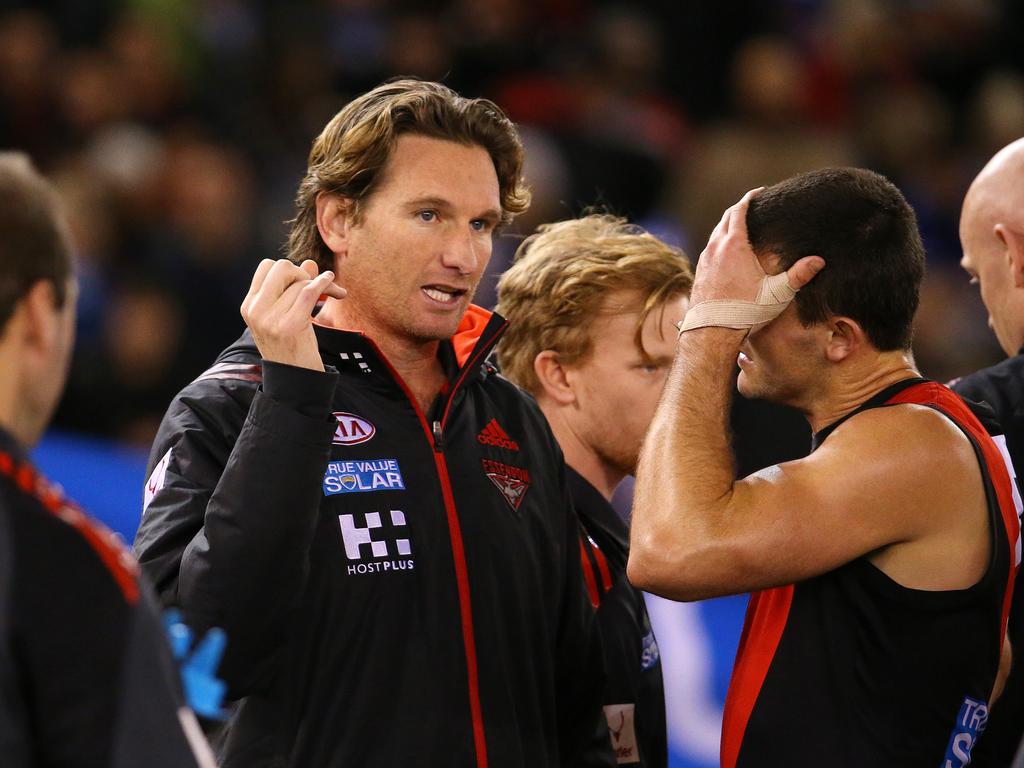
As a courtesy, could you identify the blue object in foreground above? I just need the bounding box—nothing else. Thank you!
[163,610,228,720]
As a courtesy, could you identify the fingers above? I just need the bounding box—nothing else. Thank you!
[242,259,343,324]
[708,207,731,244]
[247,259,276,296]
[787,255,826,291]
[283,271,342,323]
[728,187,763,241]
[708,187,764,246]
[322,281,347,300]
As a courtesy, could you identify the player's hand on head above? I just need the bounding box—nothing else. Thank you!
[680,189,825,334]
[240,258,346,372]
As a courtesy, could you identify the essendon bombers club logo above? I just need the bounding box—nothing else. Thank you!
[477,418,519,451]
[482,458,530,511]
[333,412,375,445]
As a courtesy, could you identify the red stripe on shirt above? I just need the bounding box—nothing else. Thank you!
[889,382,1021,658]
[591,539,613,592]
[721,585,794,768]
[579,536,601,608]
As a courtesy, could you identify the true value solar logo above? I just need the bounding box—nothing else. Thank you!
[323,459,405,496]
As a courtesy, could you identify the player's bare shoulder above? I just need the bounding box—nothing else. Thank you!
[822,401,985,541]
[831,401,978,468]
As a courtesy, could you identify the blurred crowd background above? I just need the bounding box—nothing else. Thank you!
[2,0,1023,447]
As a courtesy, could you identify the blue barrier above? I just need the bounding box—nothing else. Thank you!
[34,430,148,541]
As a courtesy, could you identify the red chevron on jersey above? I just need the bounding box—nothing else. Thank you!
[477,418,519,451]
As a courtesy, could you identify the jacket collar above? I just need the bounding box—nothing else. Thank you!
[566,466,629,552]
[312,305,508,394]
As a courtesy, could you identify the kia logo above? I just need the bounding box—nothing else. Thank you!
[333,412,376,445]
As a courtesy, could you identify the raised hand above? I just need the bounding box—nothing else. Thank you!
[240,259,347,372]
[680,189,826,333]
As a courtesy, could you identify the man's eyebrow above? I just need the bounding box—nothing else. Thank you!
[638,353,675,366]
[406,196,454,211]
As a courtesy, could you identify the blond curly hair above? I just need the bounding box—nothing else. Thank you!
[496,214,693,394]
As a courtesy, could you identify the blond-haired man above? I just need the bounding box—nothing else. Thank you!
[497,214,693,768]
[134,81,612,768]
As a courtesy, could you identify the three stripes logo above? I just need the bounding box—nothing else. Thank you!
[477,418,519,451]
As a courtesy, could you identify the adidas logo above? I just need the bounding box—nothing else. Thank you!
[477,418,519,451]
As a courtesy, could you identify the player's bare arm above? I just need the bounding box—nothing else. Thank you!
[628,192,991,600]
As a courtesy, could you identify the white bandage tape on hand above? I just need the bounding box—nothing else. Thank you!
[678,272,798,333]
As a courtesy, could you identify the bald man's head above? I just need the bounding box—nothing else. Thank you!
[960,137,1024,356]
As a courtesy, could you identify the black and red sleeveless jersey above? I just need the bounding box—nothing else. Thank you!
[722,378,1020,768]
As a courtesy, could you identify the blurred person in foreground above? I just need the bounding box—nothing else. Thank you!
[133,80,612,767]
[628,168,1019,767]
[496,214,693,767]
[0,153,214,767]
[952,136,1024,768]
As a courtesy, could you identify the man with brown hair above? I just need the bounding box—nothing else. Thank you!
[0,153,214,767]
[134,80,612,767]
[496,214,693,768]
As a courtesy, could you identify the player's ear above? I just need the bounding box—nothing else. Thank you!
[533,350,576,406]
[995,223,1024,290]
[825,316,864,363]
[316,193,354,259]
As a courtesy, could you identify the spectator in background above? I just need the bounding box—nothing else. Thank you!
[0,152,214,767]
[1,2,1020,451]
[496,214,694,767]
[670,35,853,247]
[952,136,1024,768]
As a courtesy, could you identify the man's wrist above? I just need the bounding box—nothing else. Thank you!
[676,325,747,347]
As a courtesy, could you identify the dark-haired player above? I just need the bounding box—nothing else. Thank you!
[629,168,1019,767]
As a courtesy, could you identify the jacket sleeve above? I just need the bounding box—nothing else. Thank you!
[552,464,617,767]
[134,362,338,695]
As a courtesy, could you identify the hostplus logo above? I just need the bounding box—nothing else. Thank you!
[338,510,414,576]
[477,418,519,451]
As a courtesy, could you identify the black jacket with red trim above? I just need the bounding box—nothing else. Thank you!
[572,469,667,768]
[133,306,613,768]
[0,427,208,768]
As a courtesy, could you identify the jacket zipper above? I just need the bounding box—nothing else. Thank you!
[363,339,489,768]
